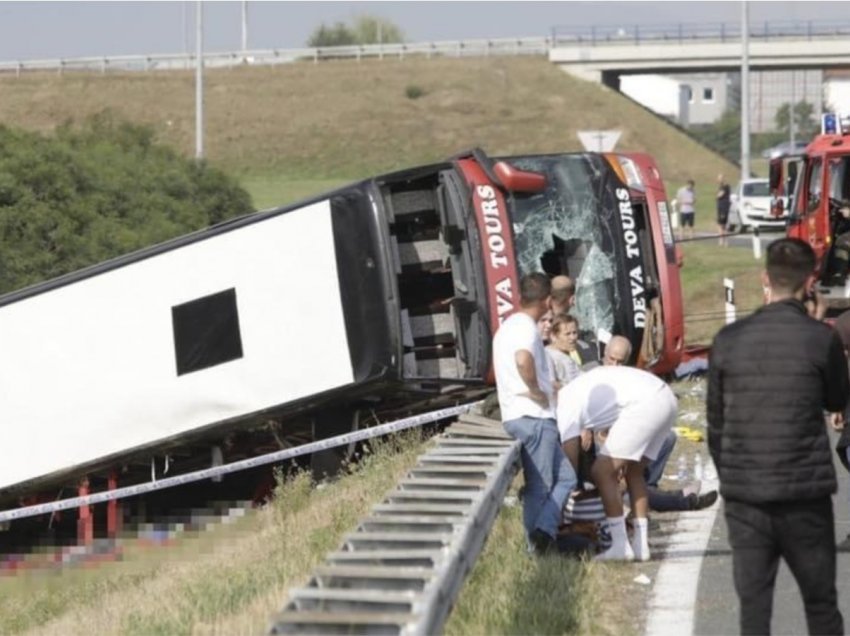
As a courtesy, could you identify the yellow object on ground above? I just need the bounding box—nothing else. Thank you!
[674,425,705,442]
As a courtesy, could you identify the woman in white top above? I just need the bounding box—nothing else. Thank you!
[546,313,583,389]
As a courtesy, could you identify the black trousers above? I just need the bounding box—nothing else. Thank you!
[725,497,842,636]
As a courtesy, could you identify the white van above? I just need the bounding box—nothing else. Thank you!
[729,178,788,231]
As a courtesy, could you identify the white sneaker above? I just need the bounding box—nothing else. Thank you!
[631,537,650,562]
[595,540,635,561]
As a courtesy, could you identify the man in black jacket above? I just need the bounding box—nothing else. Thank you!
[707,238,849,636]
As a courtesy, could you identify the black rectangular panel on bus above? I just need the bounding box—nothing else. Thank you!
[329,189,395,383]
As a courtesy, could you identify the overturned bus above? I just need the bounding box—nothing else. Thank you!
[0,148,683,524]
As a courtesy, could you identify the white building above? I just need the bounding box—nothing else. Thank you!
[621,69,830,134]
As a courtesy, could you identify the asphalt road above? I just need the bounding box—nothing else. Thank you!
[693,427,850,635]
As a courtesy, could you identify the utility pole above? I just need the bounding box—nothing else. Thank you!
[740,0,751,180]
[195,0,204,160]
[241,0,248,53]
[789,70,796,146]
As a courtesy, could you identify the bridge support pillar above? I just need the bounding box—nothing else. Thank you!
[601,70,620,91]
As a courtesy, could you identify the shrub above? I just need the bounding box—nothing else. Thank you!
[0,112,253,294]
[405,84,426,100]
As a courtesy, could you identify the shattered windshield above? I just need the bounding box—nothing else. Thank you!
[505,154,619,342]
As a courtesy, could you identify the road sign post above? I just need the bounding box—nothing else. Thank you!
[577,130,622,152]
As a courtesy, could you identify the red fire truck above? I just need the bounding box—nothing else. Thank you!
[773,114,850,311]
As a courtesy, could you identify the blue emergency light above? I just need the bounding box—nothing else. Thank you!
[822,113,839,135]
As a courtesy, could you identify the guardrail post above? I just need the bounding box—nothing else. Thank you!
[313,49,318,64]
[58,59,63,77]
[724,278,736,324]
[752,227,762,260]
[101,57,107,74]
[16,61,21,78]
[456,41,462,57]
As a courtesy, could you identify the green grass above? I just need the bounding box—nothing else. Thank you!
[238,173,351,211]
[446,480,644,636]
[679,240,766,344]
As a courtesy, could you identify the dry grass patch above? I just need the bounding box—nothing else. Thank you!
[0,58,734,190]
[0,433,428,635]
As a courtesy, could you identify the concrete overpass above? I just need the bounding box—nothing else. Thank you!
[549,21,850,90]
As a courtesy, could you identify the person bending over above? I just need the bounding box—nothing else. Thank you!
[558,365,677,561]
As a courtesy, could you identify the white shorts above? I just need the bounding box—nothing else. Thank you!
[598,385,677,462]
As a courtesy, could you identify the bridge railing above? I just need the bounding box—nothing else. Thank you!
[551,19,850,46]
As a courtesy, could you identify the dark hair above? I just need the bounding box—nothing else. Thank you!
[520,272,551,306]
[766,238,816,294]
[550,313,578,335]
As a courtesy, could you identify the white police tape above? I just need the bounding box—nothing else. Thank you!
[0,401,481,524]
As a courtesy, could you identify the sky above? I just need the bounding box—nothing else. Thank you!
[0,1,847,61]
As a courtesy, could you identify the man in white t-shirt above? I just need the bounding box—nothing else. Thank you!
[557,365,677,561]
[494,272,577,554]
[676,179,696,241]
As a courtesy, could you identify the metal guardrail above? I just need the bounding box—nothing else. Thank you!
[551,19,850,46]
[0,37,552,76]
[268,411,520,635]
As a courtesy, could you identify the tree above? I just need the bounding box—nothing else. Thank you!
[352,15,404,44]
[690,109,742,164]
[775,101,818,140]
[0,112,253,294]
[307,15,404,47]
[307,22,357,47]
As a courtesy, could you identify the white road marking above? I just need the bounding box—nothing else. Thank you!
[644,481,720,636]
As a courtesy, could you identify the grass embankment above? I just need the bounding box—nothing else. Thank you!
[0,57,735,210]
